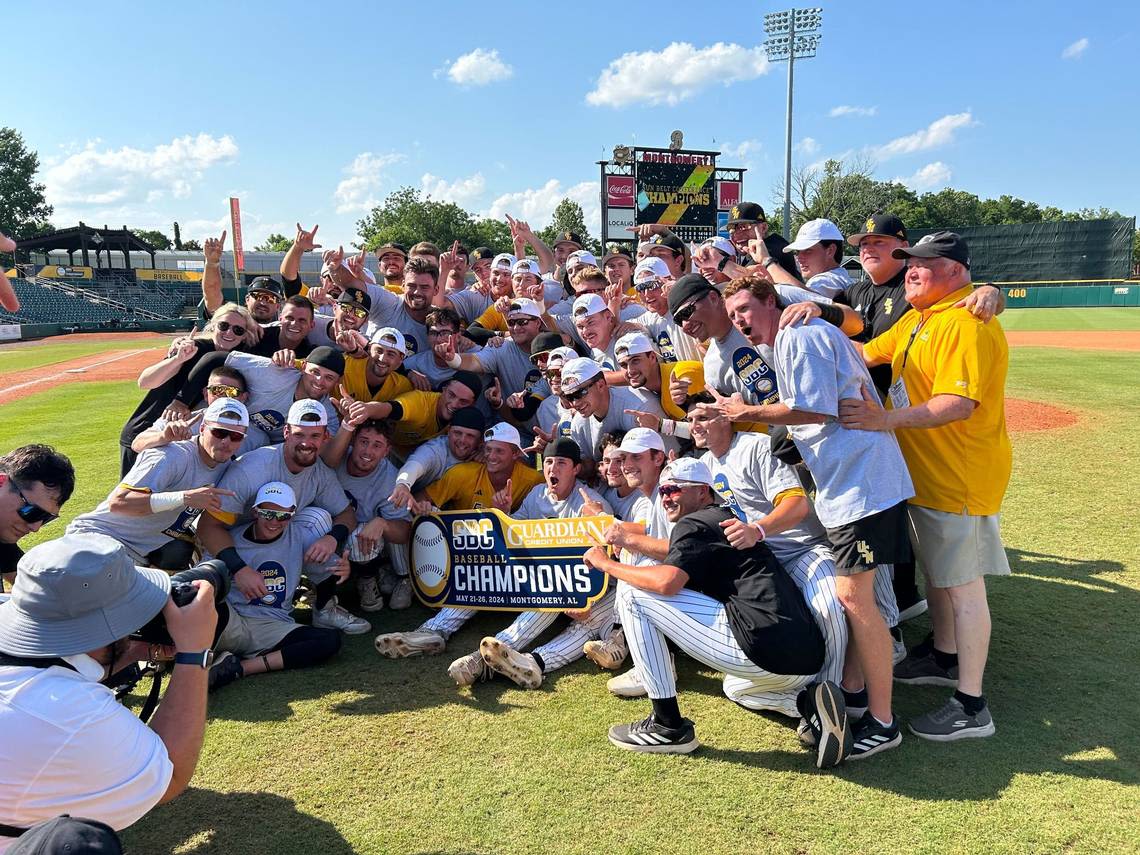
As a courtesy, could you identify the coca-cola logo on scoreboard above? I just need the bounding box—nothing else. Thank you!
[606,175,635,208]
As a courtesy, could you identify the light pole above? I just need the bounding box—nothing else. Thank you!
[764,7,822,239]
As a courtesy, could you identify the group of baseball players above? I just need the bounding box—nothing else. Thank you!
[4,202,1014,769]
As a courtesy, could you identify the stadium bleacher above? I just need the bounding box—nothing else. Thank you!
[6,279,186,324]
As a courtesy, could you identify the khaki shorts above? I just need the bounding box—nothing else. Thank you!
[907,504,1011,589]
[217,608,297,657]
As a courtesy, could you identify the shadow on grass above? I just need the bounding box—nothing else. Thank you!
[696,547,1140,799]
[120,788,355,854]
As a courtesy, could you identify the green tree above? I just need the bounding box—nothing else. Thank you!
[181,239,202,251]
[538,198,599,254]
[356,187,492,252]
[255,233,292,252]
[131,228,172,249]
[0,127,53,241]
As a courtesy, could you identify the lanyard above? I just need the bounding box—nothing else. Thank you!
[901,318,926,371]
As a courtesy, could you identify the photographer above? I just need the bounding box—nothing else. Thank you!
[0,446,75,592]
[0,533,217,848]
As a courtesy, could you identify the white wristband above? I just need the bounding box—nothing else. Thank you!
[660,418,675,437]
[446,353,462,369]
[149,491,187,513]
[750,522,766,541]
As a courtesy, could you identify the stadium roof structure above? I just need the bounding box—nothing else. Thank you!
[14,222,157,269]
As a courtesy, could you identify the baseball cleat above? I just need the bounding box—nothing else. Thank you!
[897,594,928,623]
[374,630,446,658]
[908,697,995,742]
[448,650,492,686]
[207,651,244,693]
[811,681,851,769]
[608,714,699,754]
[480,637,543,689]
[848,711,902,760]
[584,627,628,670]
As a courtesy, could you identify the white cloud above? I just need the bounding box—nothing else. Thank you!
[871,112,975,161]
[485,179,600,237]
[1062,37,1089,60]
[420,172,486,206]
[795,137,820,156]
[891,161,952,190]
[333,152,406,214]
[438,48,513,86]
[829,104,877,118]
[719,139,761,165]
[42,133,238,208]
[586,41,769,108]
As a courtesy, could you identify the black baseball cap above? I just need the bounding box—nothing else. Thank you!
[376,242,408,259]
[449,370,483,400]
[336,287,372,311]
[892,231,970,269]
[848,211,908,246]
[305,345,345,377]
[545,436,582,464]
[450,406,485,432]
[602,244,633,266]
[648,233,685,256]
[7,816,123,854]
[248,277,284,298]
[530,331,564,357]
[553,231,583,249]
[667,273,718,315]
[470,246,495,262]
[725,202,766,227]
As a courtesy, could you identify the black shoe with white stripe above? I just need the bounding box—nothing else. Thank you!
[608,714,699,754]
[848,711,902,760]
[795,682,851,768]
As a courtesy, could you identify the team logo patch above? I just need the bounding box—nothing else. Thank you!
[730,347,779,404]
[255,561,288,608]
[250,409,285,436]
[161,506,204,540]
[404,336,419,355]
[655,332,677,361]
[883,297,894,316]
[557,418,572,438]
[524,368,542,393]
[865,217,876,233]
[712,473,745,522]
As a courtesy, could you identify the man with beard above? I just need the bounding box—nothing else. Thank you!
[198,400,367,635]
[0,446,74,591]
[613,333,703,441]
[388,408,485,505]
[345,371,482,456]
[373,422,543,660]
[376,243,408,294]
[308,288,375,351]
[245,295,317,360]
[67,399,249,571]
[724,202,799,281]
[561,358,674,463]
[202,229,301,321]
[337,327,413,404]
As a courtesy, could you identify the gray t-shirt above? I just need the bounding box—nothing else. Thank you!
[215,445,351,526]
[394,435,461,492]
[336,457,412,527]
[703,327,781,406]
[226,353,339,443]
[602,485,643,521]
[67,439,228,562]
[625,486,673,566]
[404,350,463,390]
[226,520,309,622]
[472,340,544,398]
[367,286,490,356]
[536,395,574,441]
[627,307,704,363]
[701,431,828,562]
[803,267,853,301]
[569,385,672,461]
[514,480,613,520]
[773,318,915,528]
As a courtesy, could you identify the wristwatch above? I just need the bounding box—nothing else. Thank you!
[174,650,214,669]
[762,257,779,269]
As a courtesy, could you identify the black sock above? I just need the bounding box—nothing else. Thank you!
[651,696,683,728]
[954,690,986,715]
[314,577,338,610]
[933,647,959,670]
[531,651,546,673]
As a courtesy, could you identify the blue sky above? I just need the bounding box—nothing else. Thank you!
[10,0,1137,249]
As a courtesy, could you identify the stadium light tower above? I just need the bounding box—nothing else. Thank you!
[764,7,823,239]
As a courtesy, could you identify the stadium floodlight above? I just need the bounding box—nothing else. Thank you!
[764,7,823,238]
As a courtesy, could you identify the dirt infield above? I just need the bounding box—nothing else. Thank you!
[0,347,164,405]
[0,331,174,349]
[1007,330,1140,351]
[1006,398,1080,432]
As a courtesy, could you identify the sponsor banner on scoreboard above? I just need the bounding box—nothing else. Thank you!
[606,175,635,207]
[39,265,93,279]
[717,211,730,238]
[137,269,204,282]
[605,207,635,242]
[409,509,613,611]
[717,180,741,210]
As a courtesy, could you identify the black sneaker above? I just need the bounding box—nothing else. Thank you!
[894,650,959,687]
[896,588,928,623]
[608,713,699,754]
[811,681,851,769]
[208,651,244,692]
[849,711,902,760]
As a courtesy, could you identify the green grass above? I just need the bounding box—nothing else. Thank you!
[0,341,162,374]
[998,306,1140,331]
[1,347,1138,854]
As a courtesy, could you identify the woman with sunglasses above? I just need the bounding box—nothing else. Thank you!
[118,304,254,477]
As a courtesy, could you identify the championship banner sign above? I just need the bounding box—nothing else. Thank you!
[635,157,717,243]
[410,509,613,612]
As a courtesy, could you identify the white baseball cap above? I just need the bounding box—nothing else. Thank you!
[566,249,598,268]
[203,397,249,429]
[785,218,845,252]
[506,297,543,320]
[700,236,736,256]
[483,421,522,449]
[492,252,517,271]
[634,257,671,283]
[572,293,608,319]
[546,346,577,369]
[660,457,717,488]
[512,259,541,277]
[370,326,408,355]
[619,427,665,454]
[614,332,655,361]
[560,357,602,394]
[254,481,297,508]
[287,398,328,427]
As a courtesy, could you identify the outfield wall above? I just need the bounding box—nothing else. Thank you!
[1003,282,1140,308]
[7,319,194,341]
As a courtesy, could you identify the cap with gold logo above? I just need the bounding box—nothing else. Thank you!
[847,211,908,247]
[725,201,766,226]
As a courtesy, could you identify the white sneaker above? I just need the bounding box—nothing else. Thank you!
[388,577,413,610]
[378,568,399,597]
[607,667,647,698]
[584,627,628,670]
[448,650,491,686]
[312,598,371,635]
[374,629,446,659]
[356,577,384,613]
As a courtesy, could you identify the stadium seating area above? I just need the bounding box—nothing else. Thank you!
[5,279,185,324]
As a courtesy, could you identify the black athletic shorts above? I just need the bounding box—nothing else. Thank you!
[825,500,913,575]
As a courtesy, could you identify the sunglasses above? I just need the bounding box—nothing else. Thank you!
[342,306,369,320]
[657,484,684,498]
[672,295,707,325]
[254,507,295,521]
[206,383,241,398]
[543,369,562,380]
[563,378,598,403]
[251,291,279,303]
[634,278,663,293]
[12,482,58,526]
[208,426,246,443]
[507,317,536,328]
[215,320,247,337]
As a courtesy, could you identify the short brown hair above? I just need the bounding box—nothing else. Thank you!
[405,256,440,282]
[282,295,314,318]
[722,274,778,306]
[410,241,441,260]
[570,266,607,292]
[425,307,462,331]
[0,445,75,504]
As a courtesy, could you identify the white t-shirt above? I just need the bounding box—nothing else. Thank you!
[0,659,173,848]
[803,267,853,301]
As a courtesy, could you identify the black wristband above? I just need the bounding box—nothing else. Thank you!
[817,302,845,328]
[329,524,351,553]
[716,253,731,272]
[217,547,245,575]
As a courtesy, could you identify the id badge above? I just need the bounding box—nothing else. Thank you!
[887,378,910,410]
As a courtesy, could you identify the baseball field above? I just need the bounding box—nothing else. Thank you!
[1,307,1138,855]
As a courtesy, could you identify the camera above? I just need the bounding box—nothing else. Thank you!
[133,559,230,646]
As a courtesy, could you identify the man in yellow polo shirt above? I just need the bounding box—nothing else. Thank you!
[612,332,703,441]
[351,370,482,454]
[840,231,1010,743]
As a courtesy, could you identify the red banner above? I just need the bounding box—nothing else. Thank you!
[717,180,741,210]
[229,197,244,271]
[606,175,634,208]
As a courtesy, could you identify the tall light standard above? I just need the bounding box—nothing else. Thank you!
[764,7,823,239]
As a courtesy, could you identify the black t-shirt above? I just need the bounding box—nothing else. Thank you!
[245,324,314,359]
[118,339,219,447]
[665,505,824,676]
[0,541,22,582]
[838,267,909,395]
[737,233,802,282]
